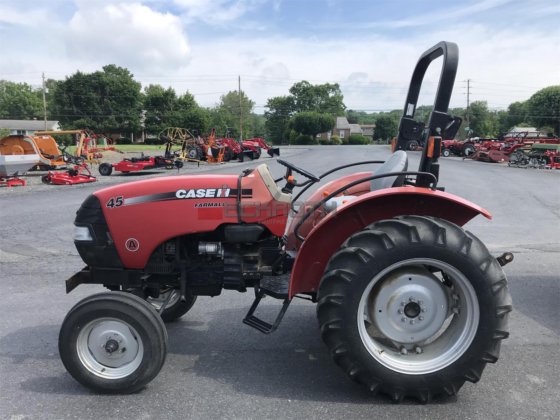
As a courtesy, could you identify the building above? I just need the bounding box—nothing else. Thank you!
[318,117,375,141]
[0,119,60,135]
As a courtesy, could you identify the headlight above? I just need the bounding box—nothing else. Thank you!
[73,225,93,241]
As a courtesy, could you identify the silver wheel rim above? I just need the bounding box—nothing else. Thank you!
[147,289,180,312]
[77,318,143,379]
[357,258,479,375]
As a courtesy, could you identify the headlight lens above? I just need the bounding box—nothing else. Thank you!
[73,225,93,241]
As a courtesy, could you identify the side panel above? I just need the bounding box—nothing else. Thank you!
[288,188,491,297]
[95,175,240,269]
[94,169,289,269]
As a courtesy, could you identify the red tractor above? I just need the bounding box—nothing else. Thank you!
[242,137,280,158]
[58,42,512,402]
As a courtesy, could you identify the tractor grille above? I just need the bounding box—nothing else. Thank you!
[74,194,123,268]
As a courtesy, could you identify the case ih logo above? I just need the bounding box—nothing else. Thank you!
[175,188,231,199]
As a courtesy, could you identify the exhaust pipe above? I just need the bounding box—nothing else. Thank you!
[267,147,280,157]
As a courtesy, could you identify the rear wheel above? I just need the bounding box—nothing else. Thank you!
[405,140,419,151]
[59,292,167,393]
[317,216,511,402]
[462,144,475,157]
[41,175,52,184]
[147,289,197,322]
[99,163,113,176]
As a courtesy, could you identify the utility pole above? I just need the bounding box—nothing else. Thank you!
[238,75,243,143]
[465,79,471,131]
[42,72,48,130]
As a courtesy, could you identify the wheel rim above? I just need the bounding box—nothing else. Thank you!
[77,318,143,379]
[357,258,479,375]
[147,289,180,311]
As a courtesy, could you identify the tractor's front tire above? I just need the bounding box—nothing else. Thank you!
[147,289,197,322]
[317,216,511,403]
[98,163,113,176]
[59,292,168,394]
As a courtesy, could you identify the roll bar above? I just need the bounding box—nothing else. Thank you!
[395,41,460,187]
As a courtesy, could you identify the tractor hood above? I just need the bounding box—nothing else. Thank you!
[94,174,240,206]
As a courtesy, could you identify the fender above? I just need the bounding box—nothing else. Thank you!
[288,187,491,297]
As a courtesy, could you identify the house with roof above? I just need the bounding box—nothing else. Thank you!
[0,119,60,135]
[318,117,375,141]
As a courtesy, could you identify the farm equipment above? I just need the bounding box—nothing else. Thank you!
[98,136,183,176]
[0,151,41,187]
[0,134,66,169]
[59,42,512,402]
[36,130,104,162]
[41,146,97,185]
[508,143,560,169]
[242,137,280,157]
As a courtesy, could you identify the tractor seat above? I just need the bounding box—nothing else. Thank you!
[324,151,408,212]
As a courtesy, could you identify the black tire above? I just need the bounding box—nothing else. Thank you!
[59,292,168,394]
[462,144,475,157]
[174,160,184,169]
[147,289,197,322]
[41,175,52,184]
[99,162,113,176]
[223,149,233,162]
[442,148,451,157]
[405,140,419,151]
[317,216,511,403]
[254,148,261,159]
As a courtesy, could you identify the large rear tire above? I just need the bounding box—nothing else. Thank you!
[147,289,197,322]
[317,216,511,402]
[59,292,168,393]
[462,144,475,157]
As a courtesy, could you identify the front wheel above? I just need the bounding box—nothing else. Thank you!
[317,216,511,402]
[59,292,168,393]
[442,148,451,157]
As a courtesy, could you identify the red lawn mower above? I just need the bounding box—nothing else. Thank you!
[98,151,183,176]
[41,147,97,185]
[59,42,512,402]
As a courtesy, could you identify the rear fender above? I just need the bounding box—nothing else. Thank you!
[288,187,491,297]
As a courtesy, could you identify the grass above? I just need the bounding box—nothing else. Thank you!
[66,144,168,154]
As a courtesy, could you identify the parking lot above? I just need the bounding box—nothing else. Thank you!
[0,145,558,419]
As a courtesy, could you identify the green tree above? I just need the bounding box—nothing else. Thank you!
[346,109,376,124]
[291,111,335,141]
[49,65,142,133]
[526,85,560,135]
[0,81,43,119]
[469,101,498,137]
[289,81,346,115]
[142,84,178,134]
[373,112,399,141]
[213,90,255,139]
[264,96,295,144]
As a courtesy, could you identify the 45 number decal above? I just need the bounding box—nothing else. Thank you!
[106,196,124,208]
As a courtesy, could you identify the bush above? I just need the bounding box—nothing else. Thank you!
[318,138,332,145]
[348,134,370,145]
[331,135,342,145]
[293,134,317,145]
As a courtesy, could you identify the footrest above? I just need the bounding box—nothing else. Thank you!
[243,286,291,334]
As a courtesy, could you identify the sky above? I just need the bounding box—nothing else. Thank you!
[0,0,558,113]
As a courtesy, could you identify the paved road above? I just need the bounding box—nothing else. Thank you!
[1,146,558,419]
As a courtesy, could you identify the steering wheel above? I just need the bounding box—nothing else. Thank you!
[277,159,320,182]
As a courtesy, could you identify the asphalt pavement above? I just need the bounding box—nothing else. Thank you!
[0,145,558,419]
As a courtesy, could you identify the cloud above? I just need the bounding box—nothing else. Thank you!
[363,0,514,29]
[173,0,266,24]
[66,1,190,73]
